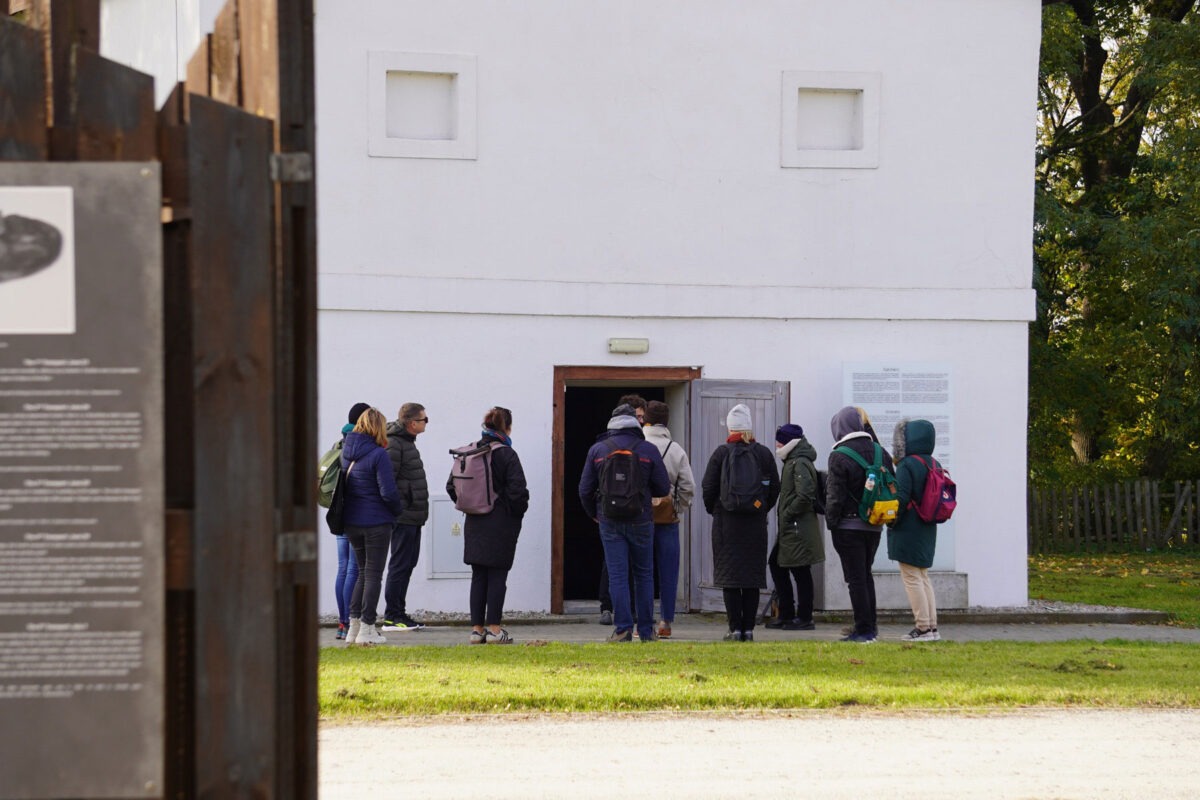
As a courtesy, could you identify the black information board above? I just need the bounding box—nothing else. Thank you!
[0,164,163,799]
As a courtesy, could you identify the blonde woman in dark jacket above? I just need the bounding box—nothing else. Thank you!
[341,408,406,646]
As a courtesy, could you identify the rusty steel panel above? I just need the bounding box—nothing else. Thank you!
[72,46,157,161]
[30,0,100,133]
[239,0,279,120]
[209,2,240,107]
[186,33,211,98]
[186,93,277,799]
[158,83,191,216]
[0,16,47,160]
[275,0,317,528]
[274,4,318,797]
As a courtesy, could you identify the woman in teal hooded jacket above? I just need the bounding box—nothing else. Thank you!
[888,418,940,641]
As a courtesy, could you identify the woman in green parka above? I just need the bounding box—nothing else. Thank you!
[888,418,940,641]
[766,424,824,630]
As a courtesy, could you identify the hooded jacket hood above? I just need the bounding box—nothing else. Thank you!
[607,414,642,432]
[596,422,645,443]
[830,406,870,445]
[893,418,935,460]
[342,431,383,462]
[778,436,818,463]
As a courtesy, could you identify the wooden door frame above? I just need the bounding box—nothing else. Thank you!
[551,365,702,614]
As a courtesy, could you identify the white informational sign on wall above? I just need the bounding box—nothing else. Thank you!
[842,363,955,571]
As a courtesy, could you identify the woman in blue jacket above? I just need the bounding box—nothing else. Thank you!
[342,407,405,645]
[331,402,370,639]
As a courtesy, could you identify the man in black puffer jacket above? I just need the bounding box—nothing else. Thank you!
[826,405,894,644]
[381,402,430,631]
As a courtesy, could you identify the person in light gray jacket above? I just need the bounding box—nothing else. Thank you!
[642,401,695,638]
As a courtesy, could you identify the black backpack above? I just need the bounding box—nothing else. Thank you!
[719,443,767,513]
[812,466,828,516]
[596,439,644,520]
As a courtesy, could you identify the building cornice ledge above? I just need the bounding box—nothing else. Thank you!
[318,273,1036,322]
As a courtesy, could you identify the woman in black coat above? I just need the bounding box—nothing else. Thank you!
[446,406,529,644]
[701,404,780,641]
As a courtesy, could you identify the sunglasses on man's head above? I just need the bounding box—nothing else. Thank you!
[415,417,429,423]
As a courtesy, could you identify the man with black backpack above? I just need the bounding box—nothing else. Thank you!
[578,404,670,643]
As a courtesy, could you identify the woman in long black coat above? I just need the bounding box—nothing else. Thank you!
[701,404,780,641]
[446,406,529,644]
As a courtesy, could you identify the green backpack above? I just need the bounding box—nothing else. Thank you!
[833,443,899,526]
[317,440,343,508]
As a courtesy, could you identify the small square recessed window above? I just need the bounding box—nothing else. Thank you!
[781,71,880,169]
[369,52,477,159]
[795,88,863,151]
[386,71,456,141]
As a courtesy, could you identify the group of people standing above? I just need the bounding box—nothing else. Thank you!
[827,406,943,643]
[329,392,945,647]
[581,399,944,644]
[330,401,530,646]
[329,401,433,645]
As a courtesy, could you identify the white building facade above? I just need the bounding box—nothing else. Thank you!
[103,0,1042,616]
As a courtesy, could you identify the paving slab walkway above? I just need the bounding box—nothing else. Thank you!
[321,610,1200,647]
[319,709,1200,799]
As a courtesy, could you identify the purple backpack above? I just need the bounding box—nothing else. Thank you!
[448,441,507,515]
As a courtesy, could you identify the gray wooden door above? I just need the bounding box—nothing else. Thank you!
[687,379,790,611]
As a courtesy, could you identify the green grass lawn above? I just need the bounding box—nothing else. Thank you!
[319,551,1200,720]
[319,639,1200,719]
[1028,551,1200,626]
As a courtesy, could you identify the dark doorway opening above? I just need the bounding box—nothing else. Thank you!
[562,385,665,602]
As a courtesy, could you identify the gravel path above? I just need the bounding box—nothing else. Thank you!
[320,709,1200,799]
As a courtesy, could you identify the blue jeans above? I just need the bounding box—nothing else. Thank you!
[346,524,391,625]
[599,518,655,640]
[384,523,421,620]
[653,522,680,623]
[334,535,359,625]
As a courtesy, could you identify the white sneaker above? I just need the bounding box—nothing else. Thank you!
[357,624,386,646]
[902,627,939,642]
[345,618,361,644]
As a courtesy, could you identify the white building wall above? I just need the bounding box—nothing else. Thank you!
[315,0,1039,294]
[319,311,1031,614]
[314,0,1040,614]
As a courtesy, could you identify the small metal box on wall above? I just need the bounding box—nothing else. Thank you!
[427,496,471,578]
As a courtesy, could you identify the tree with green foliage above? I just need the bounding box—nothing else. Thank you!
[1032,0,1200,483]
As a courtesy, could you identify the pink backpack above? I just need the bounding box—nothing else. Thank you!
[909,455,957,523]
[448,441,507,514]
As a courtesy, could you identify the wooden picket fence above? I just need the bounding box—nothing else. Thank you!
[1028,479,1200,553]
